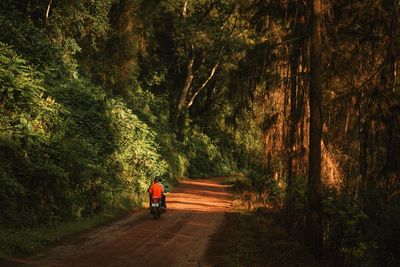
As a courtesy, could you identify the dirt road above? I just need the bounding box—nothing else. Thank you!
[15,178,232,267]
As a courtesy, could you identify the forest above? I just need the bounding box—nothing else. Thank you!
[0,0,399,266]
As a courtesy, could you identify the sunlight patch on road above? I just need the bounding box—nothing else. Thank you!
[167,180,232,213]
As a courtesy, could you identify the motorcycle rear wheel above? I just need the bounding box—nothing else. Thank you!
[152,209,160,219]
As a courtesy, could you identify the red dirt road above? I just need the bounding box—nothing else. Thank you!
[16,178,232,267]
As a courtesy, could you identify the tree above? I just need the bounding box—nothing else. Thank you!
[174,0,238,113]
[305,0,323,255]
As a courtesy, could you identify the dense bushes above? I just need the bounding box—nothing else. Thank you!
[0,42,65,226]
[0,41,175,226]
[126,86,188,181]
[185,127,232,177]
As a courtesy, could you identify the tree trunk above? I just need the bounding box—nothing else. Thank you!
[285,39,301,230]
[305,0,323,257]
[178,55,194,111]
[107,0,140,96]
[288,45,300,192]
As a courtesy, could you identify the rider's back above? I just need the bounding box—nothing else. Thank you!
[149,182,163,198]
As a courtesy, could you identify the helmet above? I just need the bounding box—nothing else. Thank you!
[154,176,162,182]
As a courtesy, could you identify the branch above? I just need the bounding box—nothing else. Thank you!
[354,62,385,92]
[178,54,195,111]
[45,0,53,26]
[182,0,188,18]
[187,60,219,108]
[186,30,229,108]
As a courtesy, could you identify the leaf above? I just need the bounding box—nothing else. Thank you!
[7,91,13,99]
[19,117,27,125]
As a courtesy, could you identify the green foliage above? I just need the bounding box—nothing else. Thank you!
[158,131,188,179]
[0,40,174,227]
[0,7,61,69]
[106,98,168,194]
[321,187,400,266]
[126,85,189,181]
[0,42,65,226]
[323,189,370,264]
[284,176,308,223]
[46,0,113,44]
[185,126,232,177]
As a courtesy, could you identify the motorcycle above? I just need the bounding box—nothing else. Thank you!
[150,197,165,219]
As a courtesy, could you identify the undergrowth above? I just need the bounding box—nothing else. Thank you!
[207,178,321,267]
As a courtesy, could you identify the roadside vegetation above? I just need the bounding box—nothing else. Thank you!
[207,176,320,267]
[0,209,128,257]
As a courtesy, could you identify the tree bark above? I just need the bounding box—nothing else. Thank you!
[288,45,300,193]
[305,0,323,257]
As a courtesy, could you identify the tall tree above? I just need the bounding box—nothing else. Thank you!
[305,0,323,255]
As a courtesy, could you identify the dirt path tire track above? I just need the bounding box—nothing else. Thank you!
[17,178,232,267]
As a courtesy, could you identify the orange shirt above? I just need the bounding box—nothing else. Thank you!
[149,182,163,198]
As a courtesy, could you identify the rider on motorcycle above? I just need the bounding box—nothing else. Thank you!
[148,176,166,209]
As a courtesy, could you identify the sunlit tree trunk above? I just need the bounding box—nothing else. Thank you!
[178,53,194,111]
[187,60,219,108]
[305,0,323,256]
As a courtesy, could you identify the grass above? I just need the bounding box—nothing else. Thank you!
[0,208,131,258]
